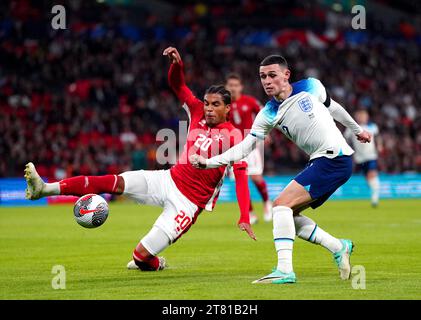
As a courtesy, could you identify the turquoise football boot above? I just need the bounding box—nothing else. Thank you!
[252,268,296,284]
[333,239,354,280]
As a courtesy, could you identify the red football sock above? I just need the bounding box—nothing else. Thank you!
[133,250,159,271]
[254,180,269,202]
[59,175,119,196]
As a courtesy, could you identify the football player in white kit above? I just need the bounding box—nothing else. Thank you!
[344,109,381,207]
[190,55,372,284]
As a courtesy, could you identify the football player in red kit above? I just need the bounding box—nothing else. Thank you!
[24,47,255,272]
[225,74,272,224]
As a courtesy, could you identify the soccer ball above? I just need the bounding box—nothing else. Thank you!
[73,194,109,228]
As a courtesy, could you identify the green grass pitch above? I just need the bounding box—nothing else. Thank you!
[1,199,421,300]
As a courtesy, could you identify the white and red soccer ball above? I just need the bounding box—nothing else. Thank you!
[73,194,109,228]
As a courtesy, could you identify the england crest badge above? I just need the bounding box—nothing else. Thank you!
[298,97,313,112]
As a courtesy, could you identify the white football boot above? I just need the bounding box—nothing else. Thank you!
[127,260,139,270]
[24,162,46,200]
[263,200,273,222]
[249,212,258,225]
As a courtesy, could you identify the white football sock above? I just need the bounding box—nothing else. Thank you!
[294,215,342,253]
[368,176,380,205]
[42,182,60,196]
[272,206,295,273]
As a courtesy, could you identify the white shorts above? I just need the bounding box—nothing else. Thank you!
[228,141,264,177]
[244,147,264,176]
[119,169,202,243]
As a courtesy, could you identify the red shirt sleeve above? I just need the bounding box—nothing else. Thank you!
[229,126,244,147]
[233,161,251,224]
[168,62,203,119]
[229,125,250,224]
[251,96,263,114]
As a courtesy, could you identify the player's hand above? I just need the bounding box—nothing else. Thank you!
[163,47,182,64]
[189,154,207,169]
[238,222,257,241]
[356,130,371,143]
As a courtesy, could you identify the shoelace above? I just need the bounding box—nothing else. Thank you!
[334,253,342,264]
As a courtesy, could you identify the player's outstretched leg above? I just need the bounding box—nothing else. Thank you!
[253,180,315,284]
[253,206,296,284]
[24,162,58,200]
[294,214,354,280]
[24,162,123,200]
[127,226,170,271]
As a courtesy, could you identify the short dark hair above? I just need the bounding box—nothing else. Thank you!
[205,85,231,105]
[260,55,288,68]
[225,73,242,84]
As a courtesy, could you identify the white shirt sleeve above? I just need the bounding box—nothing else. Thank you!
[205,133,259,168]
[249,108,274,140]
[343,128,353,142]
[328,99,363,135]
[206,108,274,168]
[309,78,363,135]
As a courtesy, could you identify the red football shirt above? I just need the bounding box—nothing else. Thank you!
[230,95,262,135]
[168,62,245,211]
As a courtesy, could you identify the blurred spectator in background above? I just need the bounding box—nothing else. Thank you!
[0,0,419,179]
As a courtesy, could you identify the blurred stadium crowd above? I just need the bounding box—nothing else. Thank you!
[0,0,420,179]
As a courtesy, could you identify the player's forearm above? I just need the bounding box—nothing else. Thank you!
[329,99,363,134]
[168,62,197,106]
[233,162,251,224]
[168,61,186,92]
[206,134,258,168]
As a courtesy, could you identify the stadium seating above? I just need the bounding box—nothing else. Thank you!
[0,0,419,179]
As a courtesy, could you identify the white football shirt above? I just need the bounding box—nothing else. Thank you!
[250,78,354,160]
[344,123,378,164]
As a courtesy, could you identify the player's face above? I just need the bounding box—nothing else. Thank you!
[355,110,369,124]
[259,64,290,97]
[225,79,243,100]
[203,93,230,127]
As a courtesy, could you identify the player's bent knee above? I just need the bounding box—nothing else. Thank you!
[367,170,378,180]
[273,181,312,208]
[272,196,294,208]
